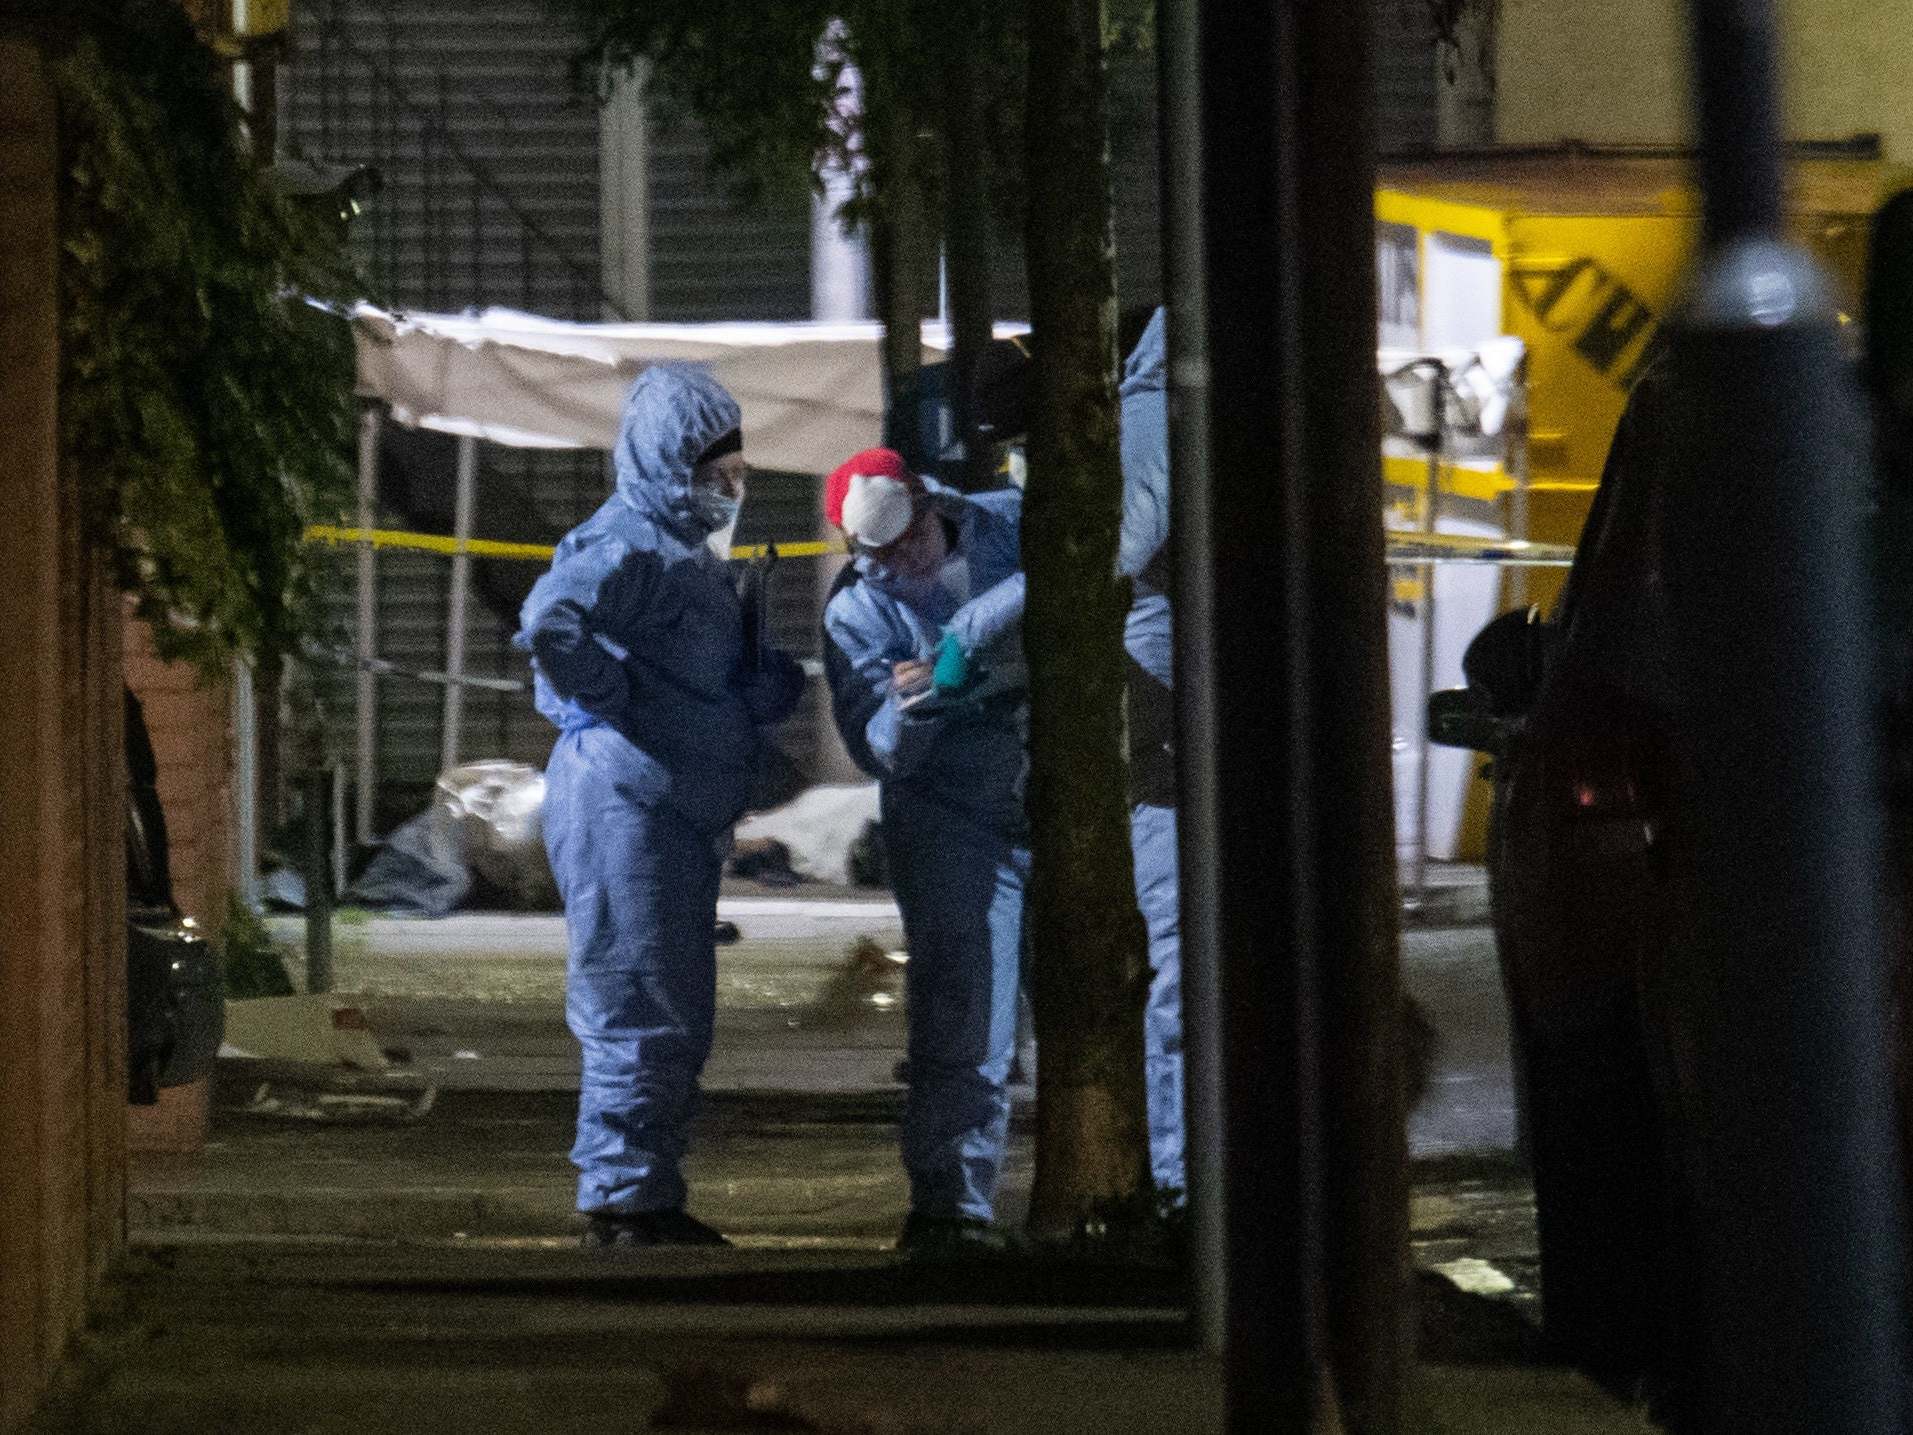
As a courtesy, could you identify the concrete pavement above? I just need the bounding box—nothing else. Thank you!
[90,902,1659,1432]
[256,904,1515,1148]
[36,1242,1648,1435]
[163,910,1520,1245]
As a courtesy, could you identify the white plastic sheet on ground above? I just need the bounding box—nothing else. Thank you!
[735,784,882,888]
[351,304,1030,473]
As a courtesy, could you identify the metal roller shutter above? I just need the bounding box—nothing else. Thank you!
[1376,0,1443,152]
[284,2,611,818]
[646,118,815,321]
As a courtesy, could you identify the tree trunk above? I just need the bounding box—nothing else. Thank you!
[940,33,994,490]
[1022,0,1151,1239]
[867,91,934,421]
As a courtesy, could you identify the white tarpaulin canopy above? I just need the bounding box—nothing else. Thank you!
[351,304,1029,474]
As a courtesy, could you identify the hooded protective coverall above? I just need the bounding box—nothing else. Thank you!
[1120,309,1185,1194]
[517,364,804,1216]
[824,481,1029,1221]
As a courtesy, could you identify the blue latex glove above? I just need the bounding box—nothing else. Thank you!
[931,630,972,693]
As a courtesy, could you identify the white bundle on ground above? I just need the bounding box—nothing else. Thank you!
[735,784,882,887]
[438,761,558,910]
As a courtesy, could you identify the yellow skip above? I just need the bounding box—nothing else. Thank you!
[305,525,842,563]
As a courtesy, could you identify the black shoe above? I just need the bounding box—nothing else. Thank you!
[895,1212,1015,1260]
[581,1209,731,1249]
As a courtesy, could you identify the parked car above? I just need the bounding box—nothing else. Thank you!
[1427,202,1913,1413]
[125,688,224,1104]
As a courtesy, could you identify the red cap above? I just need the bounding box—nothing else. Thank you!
[825,448,918,530]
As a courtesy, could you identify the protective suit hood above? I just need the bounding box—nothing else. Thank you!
[611,363,744,545]
[1120,307,1167,402]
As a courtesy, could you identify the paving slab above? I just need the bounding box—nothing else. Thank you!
[34,1242,1646,1435]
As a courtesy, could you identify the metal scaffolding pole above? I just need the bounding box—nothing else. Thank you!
[302,769,333,995]
[440,434,477,776]
[331,765,348,899]
[1413,364,1444,903]
[355,405,381,843]
[231,658,258,908]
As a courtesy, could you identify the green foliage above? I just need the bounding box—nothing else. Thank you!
[563,0,837,209]
[55,2,360,671]
[559,0,1163,272]
[562,0,1036,235]
[558,0,1161,311]
[220,893,296,1000]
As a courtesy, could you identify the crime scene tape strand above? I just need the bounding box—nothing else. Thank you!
[308,524,1574,568]
[305,525,840,563]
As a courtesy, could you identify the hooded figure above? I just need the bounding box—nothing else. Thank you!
[821,449,1029,1253]
[517,364,804,1247]
[1119,308,1184,1196]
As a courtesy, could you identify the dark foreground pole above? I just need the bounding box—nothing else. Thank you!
[1159,0,1316,1424]
[1664,2,1907,1431]
[1153,0,1227,1359]
[1159,0,1402,1430]
[1290,4,1407,1430]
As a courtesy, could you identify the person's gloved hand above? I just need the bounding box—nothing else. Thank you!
[931,630,972,694]
[743,648,805,725]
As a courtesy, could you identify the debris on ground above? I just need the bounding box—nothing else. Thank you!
[240,1082,437,1124]
[806,937,907,1028]
[220,995,438,1124]
[654,1361,964,1435]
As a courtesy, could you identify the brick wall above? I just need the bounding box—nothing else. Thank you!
[123,620,233,933]
[0,37,129,1434]
[122,622,227,1159]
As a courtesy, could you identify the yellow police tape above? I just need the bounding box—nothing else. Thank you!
[304,525,842,563]
[306,524,1575,568]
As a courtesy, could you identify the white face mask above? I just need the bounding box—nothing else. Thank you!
[705,513,739,561]
[690,450,746,546]
[690,487,742,536]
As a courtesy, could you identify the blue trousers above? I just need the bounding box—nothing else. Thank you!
[544,728,722,1215]
[1131,801,1185,1194]
[884,788,1029,1221]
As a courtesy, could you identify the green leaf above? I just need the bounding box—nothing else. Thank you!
[54,6,361,675]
